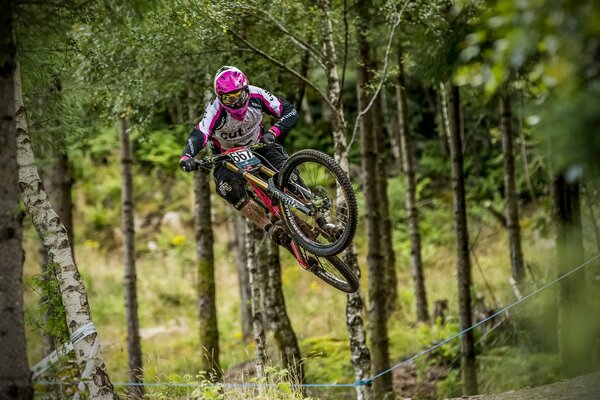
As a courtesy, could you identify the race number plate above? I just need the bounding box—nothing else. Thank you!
[229,148,260,169]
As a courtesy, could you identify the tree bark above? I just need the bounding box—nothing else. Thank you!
[232,214,252,341]
[246,223,267,381]
[118,114,144,398]
[373,94,398,316]
[500,94,525,284]
[383,87,402,176]
[552,175,591,378]
[264,240,305,384]
[0,7,33,397]
[344,250,372,400]
[316,1,372,398]
[317,0,349,170]
[398,49,430,323]
[195,167,221,380]
[355,0,393,398]
[441,82,478,395]
[15,62,117,399]
[38,127,75,358]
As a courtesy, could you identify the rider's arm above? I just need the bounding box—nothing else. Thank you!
[180,100,221,160]
[252,87,299,138]
[181,126,208,161]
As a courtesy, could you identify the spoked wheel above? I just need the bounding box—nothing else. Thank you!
[292,242,359,293]
[278,149,358,257]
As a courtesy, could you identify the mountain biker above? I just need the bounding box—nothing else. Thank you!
[179,66,299,245]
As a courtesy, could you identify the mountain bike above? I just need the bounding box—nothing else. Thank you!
[195,143,359,293]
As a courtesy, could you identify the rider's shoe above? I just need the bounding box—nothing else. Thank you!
[267,222,291,246]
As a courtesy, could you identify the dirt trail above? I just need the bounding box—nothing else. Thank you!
[450,372,600,400]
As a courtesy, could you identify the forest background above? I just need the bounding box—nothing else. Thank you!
[1,0,600,399]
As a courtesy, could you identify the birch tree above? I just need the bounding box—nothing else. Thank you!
[316,1,373,397]
[0,4,33,397]
[15,62,117,400]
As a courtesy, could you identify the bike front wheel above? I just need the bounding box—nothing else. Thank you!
[278,149,358,257]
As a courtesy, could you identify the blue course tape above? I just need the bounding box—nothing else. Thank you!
[35,253,599,389]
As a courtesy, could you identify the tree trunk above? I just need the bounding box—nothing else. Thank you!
[38,145,75,356]
[317,0,349,170]
[15,62,117,399]
[383,87,402,176]
[500,94,525,284]
[373,94,398,316]
[0,8,33,397]
[355,0,393,398]
[118,115,144,398]
[264,240,305,384]
[195,167,221,380]
[398,50,429,323]
[441,82,478,395]
[344,249,372,400]
[231,214,252,341]
[316,1,372,398]
[246,223,267,380]
[552,175,591,378]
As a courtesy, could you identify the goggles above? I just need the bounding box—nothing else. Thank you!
[219,88,249,109]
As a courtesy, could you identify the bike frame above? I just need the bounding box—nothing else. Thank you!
[219,146,312,270]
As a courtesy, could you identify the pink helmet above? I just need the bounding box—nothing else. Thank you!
[214,66,250,120]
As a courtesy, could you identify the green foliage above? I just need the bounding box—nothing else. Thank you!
[131,125,189,173]
[25,262,69,344]
[456,0,600,177]
[302,336,354,384]
[140,367,310,399]
[478,348,560,394]
[436,369,462,399]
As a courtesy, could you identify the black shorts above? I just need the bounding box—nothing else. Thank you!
[213,144,288,209]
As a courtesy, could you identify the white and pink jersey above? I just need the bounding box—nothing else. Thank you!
[182,85,298,157]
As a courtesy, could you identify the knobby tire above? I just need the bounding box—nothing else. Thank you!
[278,149,358,257]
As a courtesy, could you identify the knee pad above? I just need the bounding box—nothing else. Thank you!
[216,178,248,209]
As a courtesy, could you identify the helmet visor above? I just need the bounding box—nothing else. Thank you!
[220,88,248,109]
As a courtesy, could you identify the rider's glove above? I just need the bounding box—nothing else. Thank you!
[196,159,212,171]
[179,156,198,172]
[261,130,276,145]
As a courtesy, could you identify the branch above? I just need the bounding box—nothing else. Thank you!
[347,0,409,150]
[227,29,335,112]
[251,10,326,69]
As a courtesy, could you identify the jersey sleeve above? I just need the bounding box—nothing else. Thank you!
[252,87,299,138]
[181,100,221,159]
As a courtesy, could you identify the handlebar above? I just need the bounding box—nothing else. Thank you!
[194,142,269,170]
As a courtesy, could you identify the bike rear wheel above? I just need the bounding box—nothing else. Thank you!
[309,254,359,293]
[290,242,359,293]
[278,149,358,257]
